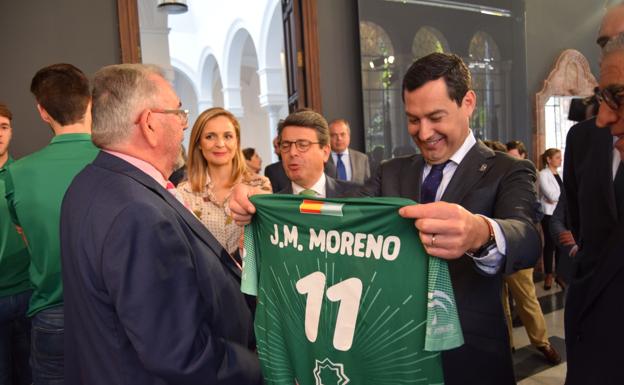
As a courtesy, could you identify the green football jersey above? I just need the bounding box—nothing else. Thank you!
[242,195,463,385]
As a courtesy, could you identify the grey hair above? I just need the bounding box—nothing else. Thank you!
[602,31,624,57]
[91,64,165,148]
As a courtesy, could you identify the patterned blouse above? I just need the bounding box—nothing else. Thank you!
[178,172,272,254]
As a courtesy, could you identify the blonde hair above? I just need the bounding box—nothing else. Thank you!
[541,148,561,170]
[187,107,247,192]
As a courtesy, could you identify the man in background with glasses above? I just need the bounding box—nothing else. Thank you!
[563,3,624,383]
[3,63,98,385]
[563,25,624,383]
[274,109,357,197]
[59,64,261,385]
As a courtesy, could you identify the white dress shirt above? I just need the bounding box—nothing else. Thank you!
[613,136,622,180]
[421,131,506,275]
[331,149,352,181]
[291,173,327,198]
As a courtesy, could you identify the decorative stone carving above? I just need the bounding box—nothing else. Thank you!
[534,49,597,163]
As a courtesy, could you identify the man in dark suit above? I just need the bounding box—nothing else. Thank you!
[231,53,540,385]
[264,137,290,192]
[563,29,624,384]
[274,110,356,197]
[60,64,261,385]
[326,118,371,185]
[356,53,540,385]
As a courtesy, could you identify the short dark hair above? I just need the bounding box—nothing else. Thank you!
[506,140,528,157]
[30,63,90,125]
[402,52,471,106]
[0,103,12,121]
[242,147,256,161]
[277,109,330,147]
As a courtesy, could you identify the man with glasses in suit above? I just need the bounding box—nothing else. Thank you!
[60,64,261,385]
[274,110,356,197]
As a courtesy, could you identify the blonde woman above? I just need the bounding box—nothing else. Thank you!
[178,108,271,262]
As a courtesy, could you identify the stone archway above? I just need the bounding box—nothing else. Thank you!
[223,22,272,167]
[198,50,223,111]
[258,0,288,163]
[171,64,199,148]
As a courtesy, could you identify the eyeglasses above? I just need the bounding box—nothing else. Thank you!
[597,35,609,49]
[152,108,189,125]
[594,85,624,111]
[279,139,320,153]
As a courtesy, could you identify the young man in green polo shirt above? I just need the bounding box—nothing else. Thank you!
[4,64,98,385]
[0,103,31,385]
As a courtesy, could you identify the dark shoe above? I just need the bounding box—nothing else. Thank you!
[544,274,553,290]
[538,345,561,365]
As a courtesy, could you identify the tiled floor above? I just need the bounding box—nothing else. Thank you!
[513,279,567,385]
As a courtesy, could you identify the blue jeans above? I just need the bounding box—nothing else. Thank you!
[0,290,32,385]
[31,306,63,385]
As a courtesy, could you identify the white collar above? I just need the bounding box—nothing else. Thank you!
[333,148,350,157]
[448,130,477,166]
[292,173,327,198]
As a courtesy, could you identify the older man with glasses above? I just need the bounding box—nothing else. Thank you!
[59,64,261,385]
[563,6,624,384]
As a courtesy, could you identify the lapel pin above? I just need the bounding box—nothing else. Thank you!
[479,163,487,172]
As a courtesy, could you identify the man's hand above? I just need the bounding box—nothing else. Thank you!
[229,184,260,225]
[558,230,576,247]
[398,202,490,259]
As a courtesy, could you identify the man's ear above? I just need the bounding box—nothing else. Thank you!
[322,144,331,162]
[462,90,477,116]
[138,109,158,147]
[36,104,52,124]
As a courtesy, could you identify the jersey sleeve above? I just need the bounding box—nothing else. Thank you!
[241,224,259,296]
[3,168,21,227]
[425,256,464,351]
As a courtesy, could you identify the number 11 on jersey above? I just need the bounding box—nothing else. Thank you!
[296,272,363,351]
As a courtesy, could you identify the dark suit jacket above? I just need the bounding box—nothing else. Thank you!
[354,140,540,385]
[264,161,290,193]
[549,191,574,283]
[60,152,261,385]
[278,174,358,198]
[564,221,624,385]
[326,149,371,185]
[563,118,616,275]
[563,118,623,384]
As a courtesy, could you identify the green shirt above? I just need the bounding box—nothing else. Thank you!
[0,157,30,297]
[4,133,98,316]
[242,195,463,385]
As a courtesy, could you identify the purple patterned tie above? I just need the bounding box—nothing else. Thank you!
[420,161,449,204]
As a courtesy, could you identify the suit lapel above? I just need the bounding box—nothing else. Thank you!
[402,156,425,201]
[278,184,294,194]
[442,142,493,204]
[580,222,624,319]
[350,152,360,182]
[325,157,337,179]
[96,152,241,278]
[596,132,618,223]
[326,175,338,198]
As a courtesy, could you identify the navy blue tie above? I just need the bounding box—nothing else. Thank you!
[420,162,449,204]
[336,153,347,181]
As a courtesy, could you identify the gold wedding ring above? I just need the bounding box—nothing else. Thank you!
[431,233,436,247]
